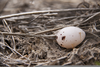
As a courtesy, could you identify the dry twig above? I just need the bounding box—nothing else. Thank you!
[0,8,99,19]
[2,19,16,50]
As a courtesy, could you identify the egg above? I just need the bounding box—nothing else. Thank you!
[56,26,86,49]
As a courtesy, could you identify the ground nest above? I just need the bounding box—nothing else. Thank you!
[0,0,100,67]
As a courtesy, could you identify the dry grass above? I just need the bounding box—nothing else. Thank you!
[0,0,100,67]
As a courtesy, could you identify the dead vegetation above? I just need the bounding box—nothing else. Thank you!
[0,0,100,66]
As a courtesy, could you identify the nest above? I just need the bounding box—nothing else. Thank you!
[0,0,100,66]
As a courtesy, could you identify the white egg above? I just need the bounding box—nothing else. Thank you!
[56,26,86,49]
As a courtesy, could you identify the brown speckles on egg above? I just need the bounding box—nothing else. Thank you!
[75,40,77,41]
[60,34,62,35]
[79,32,81,39]
[79,32,81,35]
[62,36,66,40]
[71,44,74,48]
[56,36,58,39]
[72,35,74,37]
[60,44,64,47]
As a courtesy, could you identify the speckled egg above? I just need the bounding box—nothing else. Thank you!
[56,26,86,49]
